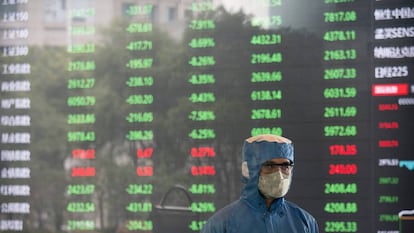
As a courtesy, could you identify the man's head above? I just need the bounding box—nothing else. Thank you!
[241,134,294,199]
[241,134,294,180]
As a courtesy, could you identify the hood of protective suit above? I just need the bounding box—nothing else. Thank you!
[240,134,294,207]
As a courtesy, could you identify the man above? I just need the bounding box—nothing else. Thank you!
[201,134,319,233]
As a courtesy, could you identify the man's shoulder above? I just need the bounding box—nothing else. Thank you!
[283,200,317,220]
[210,199,241,218]
[201,200,242,232]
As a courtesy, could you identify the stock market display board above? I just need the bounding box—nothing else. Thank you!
[1,0,413,233]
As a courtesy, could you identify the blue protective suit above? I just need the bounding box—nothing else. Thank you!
[201,135,319,233]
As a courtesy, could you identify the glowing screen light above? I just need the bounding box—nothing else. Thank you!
[0,1,413,233]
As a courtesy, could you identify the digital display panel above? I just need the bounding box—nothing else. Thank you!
[1,0,413,233]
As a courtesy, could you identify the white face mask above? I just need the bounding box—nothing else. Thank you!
[258,171,291,199]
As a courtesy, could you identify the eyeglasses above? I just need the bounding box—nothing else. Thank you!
[261,161,293,174]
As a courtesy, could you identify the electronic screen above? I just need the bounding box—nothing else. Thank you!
[1,0,413,232]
